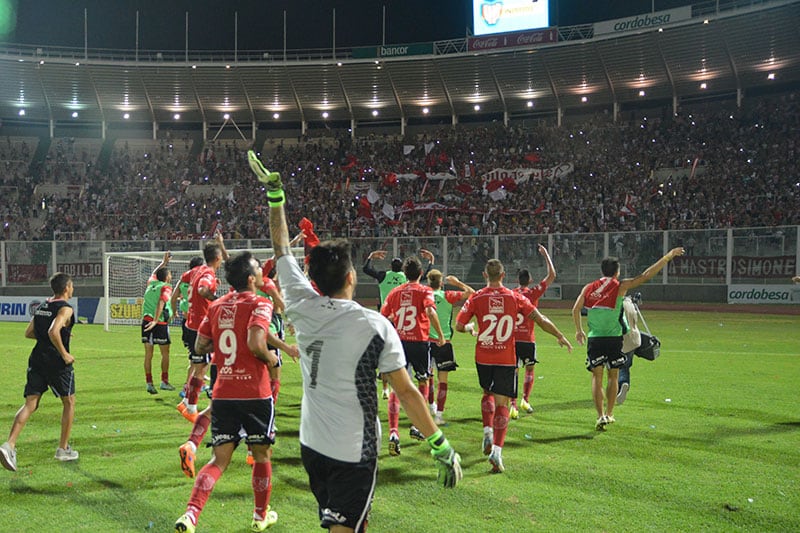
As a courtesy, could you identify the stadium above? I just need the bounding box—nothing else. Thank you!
[0,0,798,531]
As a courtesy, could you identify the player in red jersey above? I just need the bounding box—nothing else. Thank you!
[177,234,228,422]
[510,244,556,418]
[175,251,280,533]
[456,258,572,474]
[381,256,445,456]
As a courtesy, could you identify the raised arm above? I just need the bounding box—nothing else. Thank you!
[214,233,229,262]
[151,251,171,278]
[538,244,556,286]
[619,247,685,292]
[247,151,291,258]
[445,275,474,302]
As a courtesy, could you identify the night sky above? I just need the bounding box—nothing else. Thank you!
[3,0,694,51]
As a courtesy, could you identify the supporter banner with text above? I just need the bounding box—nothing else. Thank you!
[57,263,103,278]
[482,164,574,185]
[727,285,800,304]
[669,256,796,279]
[8,264,48,283]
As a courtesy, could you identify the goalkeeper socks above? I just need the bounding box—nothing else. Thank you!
[252,461,272,520]
[187,463,222,517]
[523,368,534,400]
[387,392,400,434]
[189,413,210,447]
[493,405,509,447]
[481,393,495,427]
[436,382,448,412]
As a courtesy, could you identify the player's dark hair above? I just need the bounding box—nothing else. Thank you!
[518,269,531,286]
[225,251,259,291]
[203,243,222,264]
[189,256,204,269]
[601,257,620,277]
[155,267,170,282]
[50,272,71,295]
[485,259,504,281]
[309,240,353,296]
[390,258,403,272]
[403,256,423,281]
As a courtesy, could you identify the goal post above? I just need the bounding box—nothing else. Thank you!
[102,247,304,332]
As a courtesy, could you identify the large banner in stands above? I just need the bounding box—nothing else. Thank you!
[727,285,800,304]
[57,263,103,278]
[669,256,796,279]
[0,297,79,322]
[8,264,48,283]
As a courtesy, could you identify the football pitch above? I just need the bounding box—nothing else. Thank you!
[0,309,798,532]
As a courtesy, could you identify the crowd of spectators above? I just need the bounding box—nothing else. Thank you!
[1,91,798,242]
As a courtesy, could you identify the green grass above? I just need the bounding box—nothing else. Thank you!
[0,309,798,532]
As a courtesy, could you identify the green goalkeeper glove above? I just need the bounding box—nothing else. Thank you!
[247,150,285,206]
[427,430,462,488]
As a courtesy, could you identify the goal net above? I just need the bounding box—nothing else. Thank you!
[103,247,305,332]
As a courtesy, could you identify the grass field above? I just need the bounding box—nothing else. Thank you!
[0,309,798,532]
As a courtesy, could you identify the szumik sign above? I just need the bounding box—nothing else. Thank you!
[593,6,692,36]
[727,285,800,304]
[467,27,558,52]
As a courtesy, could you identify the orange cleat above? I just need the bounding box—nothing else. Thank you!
[179,442,196,478]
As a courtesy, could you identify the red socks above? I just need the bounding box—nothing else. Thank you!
[493,405,509,447]
[186,463,222,519]
[187,376,204,405]
[270,379,280,405]
[436,382,448,412]
[252,461,272,520]
[188,414,210,447]
[388,392,400,434]
[481,393,496,427]
[523,368,535,401]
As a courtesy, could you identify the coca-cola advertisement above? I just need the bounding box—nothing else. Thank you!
[467,28,557,52]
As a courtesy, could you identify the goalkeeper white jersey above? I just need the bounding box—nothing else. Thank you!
[276,255,406,463]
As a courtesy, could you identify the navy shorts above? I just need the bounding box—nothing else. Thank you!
[585,336,626,371]
[430,342,457,372]
[401,340,431,381]
[182,324,211,365]
[515,341,538,367]
[476,363,517,399]
[301,444,375,533]
[210,398,275,447]
[24,363,75,398]
[141,320,170,345]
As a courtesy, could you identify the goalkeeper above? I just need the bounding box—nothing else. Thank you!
[249,150,462,531]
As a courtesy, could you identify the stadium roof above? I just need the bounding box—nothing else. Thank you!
[0,0,797,129]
